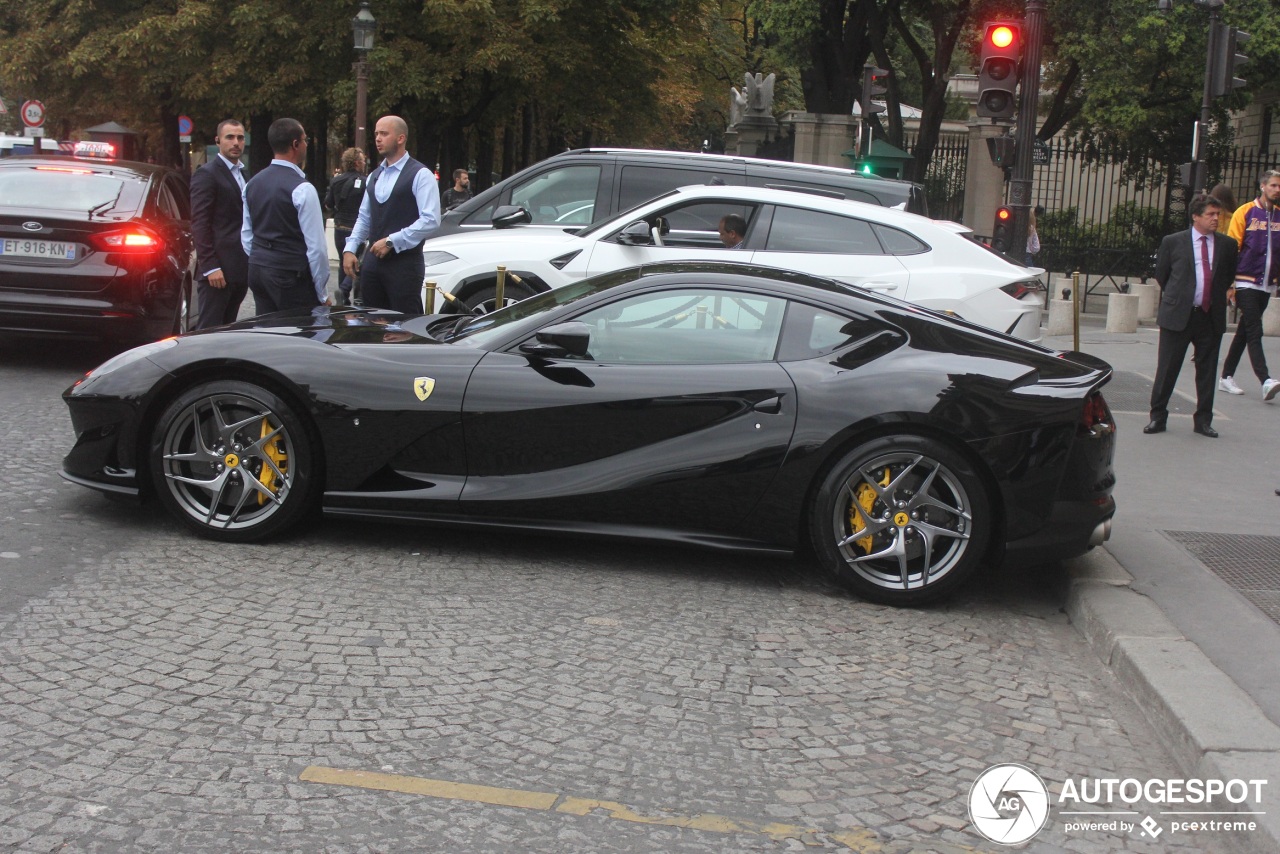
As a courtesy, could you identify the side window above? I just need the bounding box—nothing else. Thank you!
[638,201,754,248]
[873,223,928,255]
[461,198,496,225]
[165,177,190,219]
[572,288,786,364]
[764,206,883,255]
[777,303,901,361]
[509,165,602,225]
[155,182,180,221]
[618,166,738,211]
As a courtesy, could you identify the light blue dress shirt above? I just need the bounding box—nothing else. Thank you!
[344,154,441,256]
[241,159,331,301]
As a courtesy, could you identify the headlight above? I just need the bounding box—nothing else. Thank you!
[422,251,459,267]
[86,338,178,379]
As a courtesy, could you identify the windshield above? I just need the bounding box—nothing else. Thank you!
[0,168,141,215]
[575,189,680,239]
[448,269,644,346]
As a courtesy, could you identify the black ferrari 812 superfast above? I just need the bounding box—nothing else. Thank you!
[63,262,1116,605]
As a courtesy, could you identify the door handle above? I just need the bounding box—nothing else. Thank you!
[752,395,783,414]
[863,282,899,291]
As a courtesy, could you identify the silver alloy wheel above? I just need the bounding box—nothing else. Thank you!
[158,392,295,531]
[831,450,974,592]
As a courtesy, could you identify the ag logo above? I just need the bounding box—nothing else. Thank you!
[413,377,435,402]
[968,763,1050,845]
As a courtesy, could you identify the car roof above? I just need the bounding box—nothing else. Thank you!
[554,147,917,185]
[0,155,173,180]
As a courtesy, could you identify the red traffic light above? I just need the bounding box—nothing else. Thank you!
[989,25,1016,49]
[996,206,1013,221]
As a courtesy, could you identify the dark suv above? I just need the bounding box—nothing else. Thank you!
[437,148,927,239]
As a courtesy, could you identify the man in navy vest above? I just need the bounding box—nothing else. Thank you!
[240,118,331,313]
[341,115,441,313]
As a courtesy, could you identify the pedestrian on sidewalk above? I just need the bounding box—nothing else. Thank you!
[324,147,367,306]
[341,115,441,314]
[1219,170,1280,402]
[441,168,472,211]
[240,118,331,313]
[1146,193,1238,438]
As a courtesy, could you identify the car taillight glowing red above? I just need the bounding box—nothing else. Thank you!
[91,229,163,253]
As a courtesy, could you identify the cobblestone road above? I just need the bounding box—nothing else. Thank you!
[0,339,1224,853]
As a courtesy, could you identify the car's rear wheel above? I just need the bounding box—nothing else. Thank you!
[149,380,317,542]
[463,279,535,314]
[810,435,990,606]
[170,278,193,336]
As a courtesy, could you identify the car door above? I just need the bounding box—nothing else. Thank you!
[749,204,911,296]
[459,286,797,538]
[580,199,759,276]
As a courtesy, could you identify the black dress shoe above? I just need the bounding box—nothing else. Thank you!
[1193,424,1219,438]
[1143,420,1167,434]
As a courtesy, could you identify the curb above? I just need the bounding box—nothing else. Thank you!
[1063,547,1280,854]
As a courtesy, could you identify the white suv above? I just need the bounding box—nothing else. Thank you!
[422,185,1045,342]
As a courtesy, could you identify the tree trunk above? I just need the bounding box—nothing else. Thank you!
[249,113,273,174]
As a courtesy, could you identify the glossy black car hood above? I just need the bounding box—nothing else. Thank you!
[200,307,450,347]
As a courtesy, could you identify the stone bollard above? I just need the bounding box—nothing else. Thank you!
[1264,293,1280,337]
[1046,299,1074,336]
[1106,293,1140,333]
[1052,275,1075,300]
[1129,281,1159,322]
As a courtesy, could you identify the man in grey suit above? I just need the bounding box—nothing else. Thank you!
[190,119,249,329]
[1146,194,1239,437]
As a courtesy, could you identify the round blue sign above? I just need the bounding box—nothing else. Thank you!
[177,115,193,136]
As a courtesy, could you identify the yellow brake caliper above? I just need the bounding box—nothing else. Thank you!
[257,418,288,504]
[850,468,891,554]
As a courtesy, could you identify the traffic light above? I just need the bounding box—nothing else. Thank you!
[977,22,1021,120]
[860,65,889,118]
[992,206,1014,251]
[1210,25,1249,98]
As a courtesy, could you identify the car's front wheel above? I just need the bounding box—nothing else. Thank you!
[810,435,990,606]
[149,380,318,541]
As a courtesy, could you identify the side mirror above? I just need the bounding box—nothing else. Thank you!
[616,220,652,246]
[492,205,532,229]
[519,321,591,357]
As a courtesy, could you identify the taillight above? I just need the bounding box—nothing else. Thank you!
[1001,279,1045,301]
[91,228,163,254]
[1078,391,1114,437]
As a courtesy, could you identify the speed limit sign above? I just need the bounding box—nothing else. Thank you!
[20,99,45,128]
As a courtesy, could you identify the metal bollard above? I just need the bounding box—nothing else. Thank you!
[495,265,506,312]
[1072,270,1081,353]
[422,281,436,315]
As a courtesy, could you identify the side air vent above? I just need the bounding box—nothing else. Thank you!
[550,250,582,270]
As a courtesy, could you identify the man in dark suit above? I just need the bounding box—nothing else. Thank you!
[1146,193,1239,437]
[190,119,249,329]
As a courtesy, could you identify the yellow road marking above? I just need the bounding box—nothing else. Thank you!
[300,765,984,852]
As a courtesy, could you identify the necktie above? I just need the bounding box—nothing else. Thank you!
[1200,235,1212,312]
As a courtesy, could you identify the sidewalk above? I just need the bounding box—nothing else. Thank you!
[1043,295,1280,853]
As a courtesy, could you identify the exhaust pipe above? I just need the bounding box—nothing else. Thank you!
[1088,517,1112,548]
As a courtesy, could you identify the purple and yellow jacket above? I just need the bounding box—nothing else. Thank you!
[1227,198,1280,292]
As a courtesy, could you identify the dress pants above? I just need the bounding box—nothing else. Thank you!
[194,274,249,330]
[1150,308,1220,427]
[1221,287,1271,383]
[359,249,426,315]
[248,263,321,314]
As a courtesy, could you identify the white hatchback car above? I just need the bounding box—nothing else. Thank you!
[422,185,1045,341]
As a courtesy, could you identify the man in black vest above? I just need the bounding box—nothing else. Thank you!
[240,118,331,313]
[341,115,441,313]
[190,119,249,329]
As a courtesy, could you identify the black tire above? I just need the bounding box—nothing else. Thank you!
[170,278,193,336]
[148,380,318,542]
[463,279,535,314]
[809,434,990,606]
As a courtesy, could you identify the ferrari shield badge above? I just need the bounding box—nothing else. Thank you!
[413,377,436,402]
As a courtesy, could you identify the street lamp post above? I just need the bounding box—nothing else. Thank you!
[351,1,376,151]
